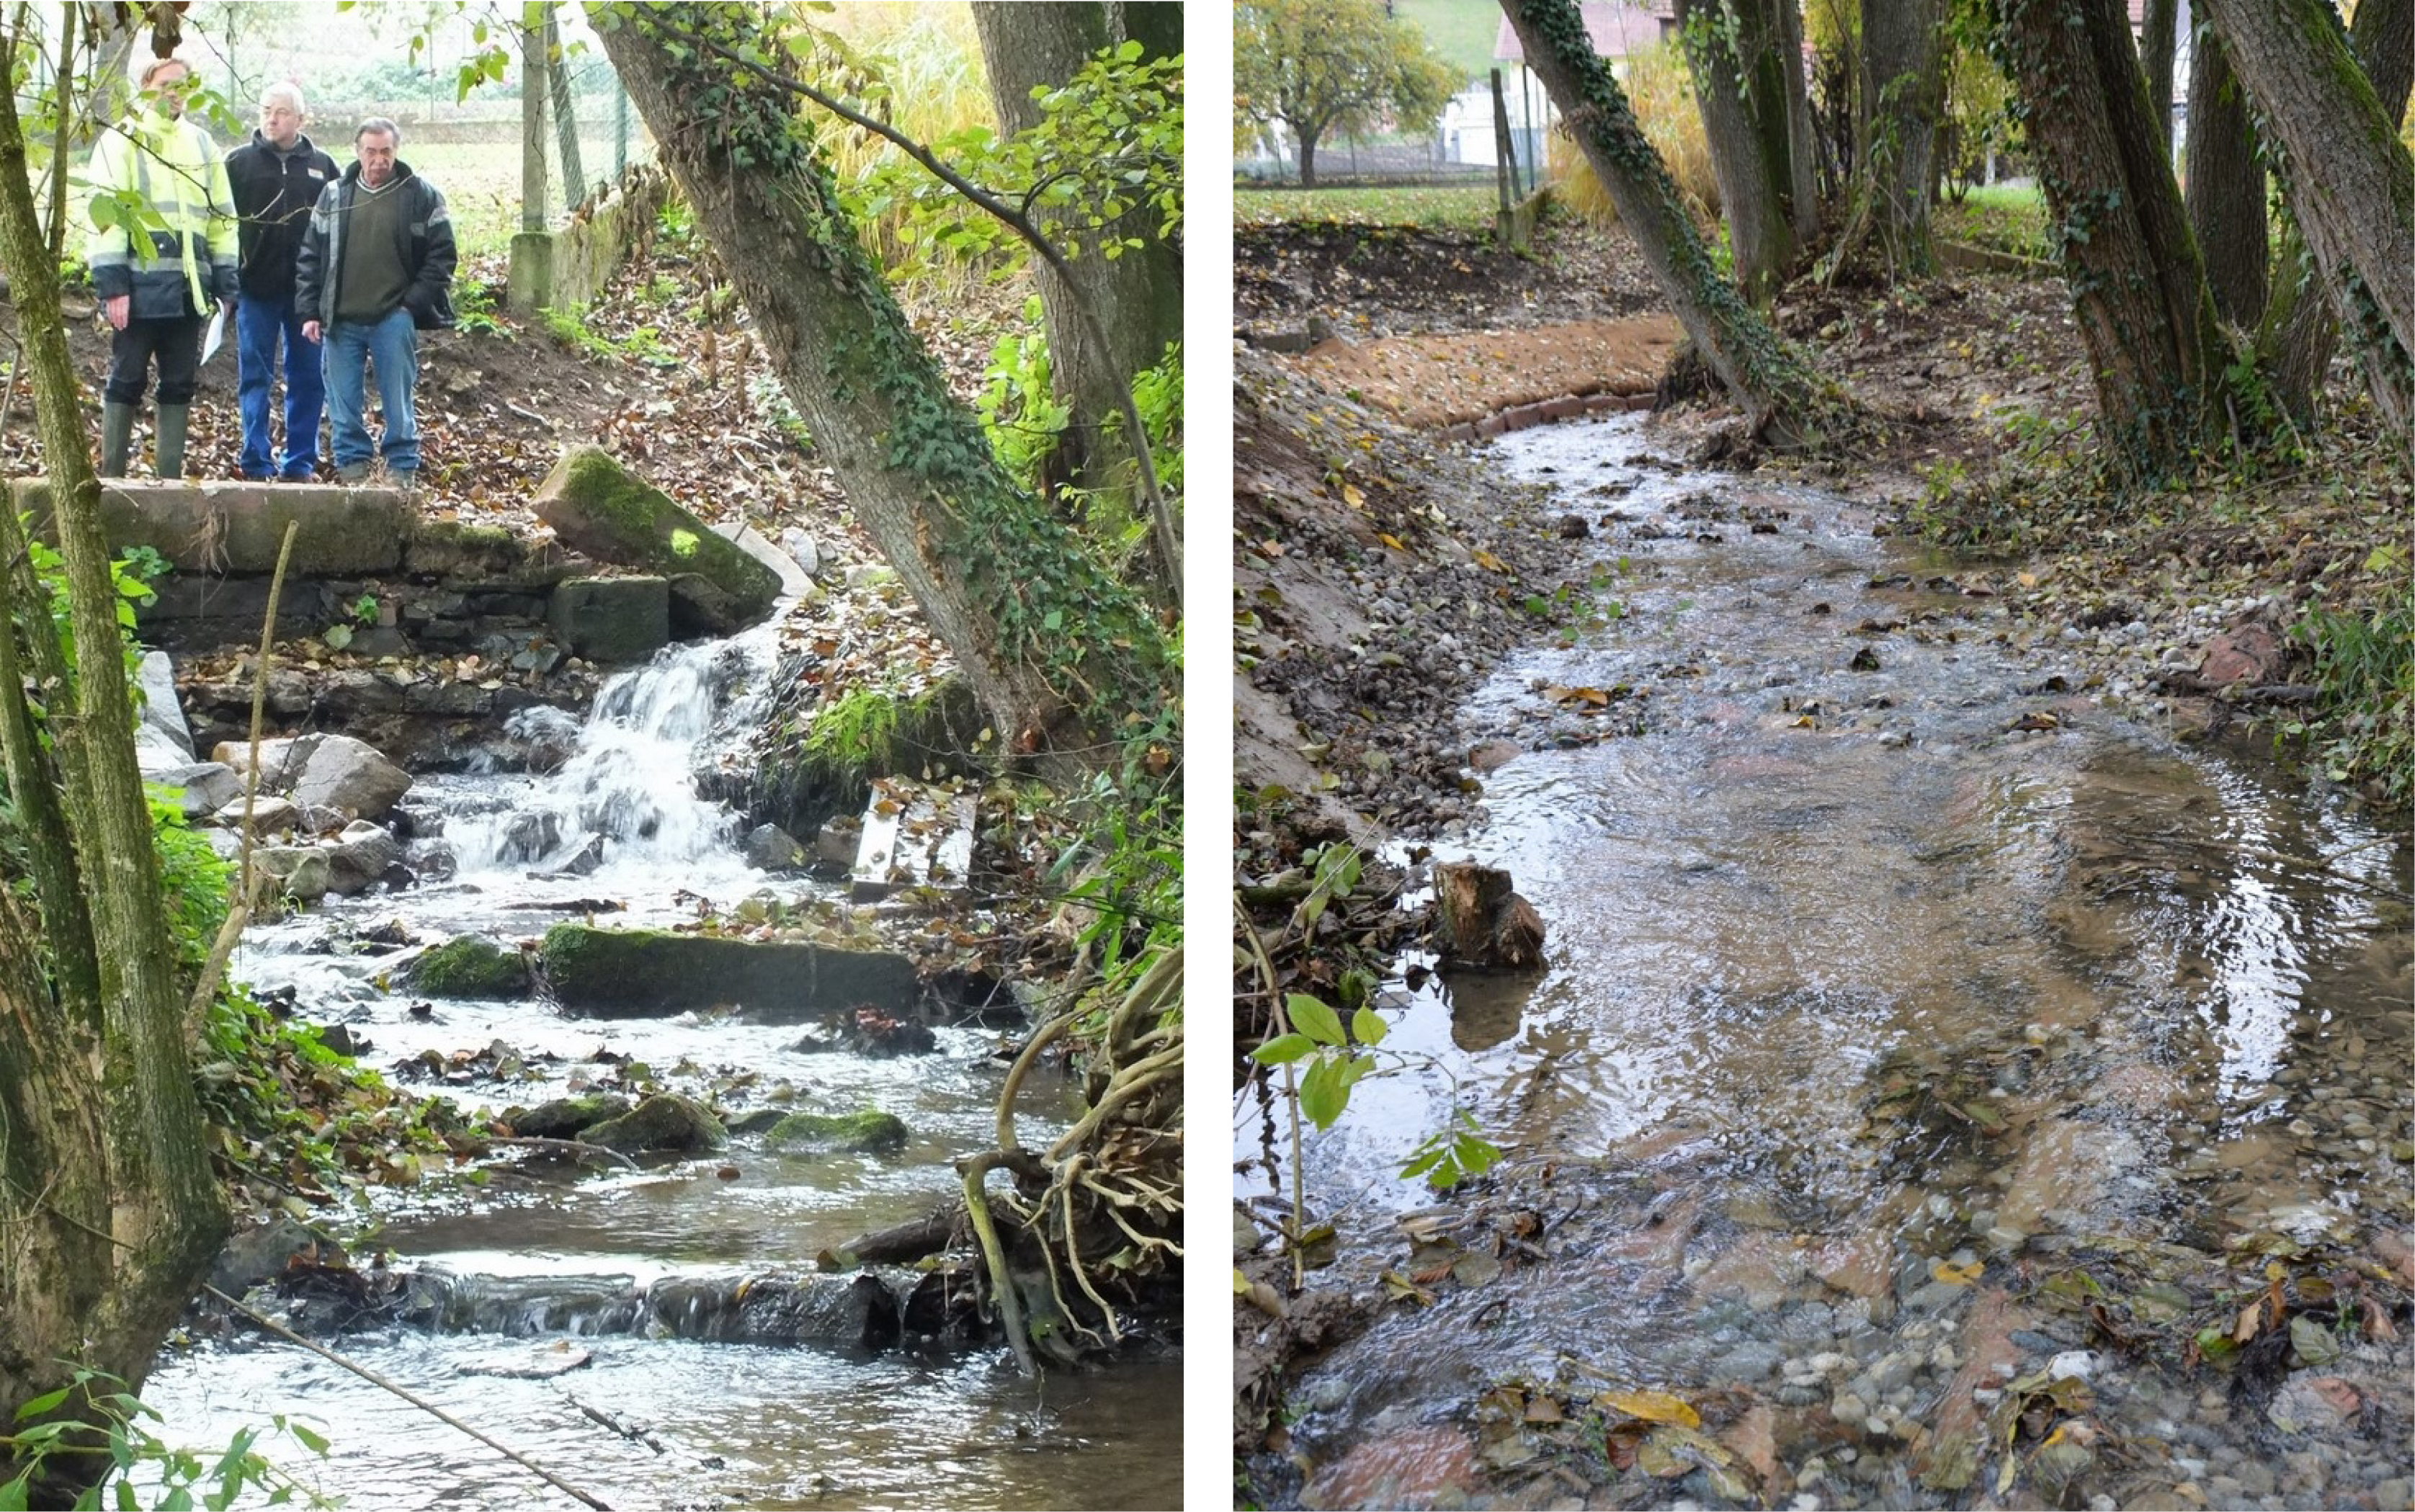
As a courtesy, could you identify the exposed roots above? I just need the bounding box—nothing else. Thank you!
[965,943,1182,1374]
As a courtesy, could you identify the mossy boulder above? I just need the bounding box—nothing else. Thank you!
[408,935,534,999]
[765,1110,910,1155]
[508,1093,633,1140]
[583,1093,727,1153]
[537,923,919,1021]
[531,446,781,633]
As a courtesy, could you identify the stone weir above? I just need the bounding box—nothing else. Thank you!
[12,451,787,768]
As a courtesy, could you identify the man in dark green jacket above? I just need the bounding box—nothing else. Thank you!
[293,117,455,488]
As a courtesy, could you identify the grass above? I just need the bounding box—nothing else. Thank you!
[403,136,631,259]
[1394,0,1504,85]
[1545,42,1716,225]
[1935,182,2050,261]
[1236,184,1499,229]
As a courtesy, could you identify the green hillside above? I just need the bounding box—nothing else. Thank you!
[1396,0,1503,84]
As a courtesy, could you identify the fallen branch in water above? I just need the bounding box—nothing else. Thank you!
[199,1283,620,1510]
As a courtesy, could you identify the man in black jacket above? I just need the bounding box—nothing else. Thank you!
[225,81,336,480]
[294,117,455,488]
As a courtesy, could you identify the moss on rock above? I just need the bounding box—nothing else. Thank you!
[508,1093,633,1140]
[531,446,780,632]
[765,1109,910,1154]
[408,935,534,999]
[584,1093,728,1153]
[537,923,919,1020]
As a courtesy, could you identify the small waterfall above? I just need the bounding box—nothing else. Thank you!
[443,636,769,881]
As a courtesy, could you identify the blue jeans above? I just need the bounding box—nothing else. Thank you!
[325,307,419,473]
[235,293,325,477]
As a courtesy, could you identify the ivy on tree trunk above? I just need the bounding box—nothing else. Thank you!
[1501,0,1832,444]
[0,19,228,1490]
[1992,0,2229,480]
[592,3,1171,779]
[2200,0,2414,444]
[2254,0,2414,427]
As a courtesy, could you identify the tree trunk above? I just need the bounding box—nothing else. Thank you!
[1775,0,1821,243]
[972,3,1183,516]
[596,4,1166,778]
[520,2,548,231]
[545,6,586,202]
[2201,0,2414,442]
[2184,29,2265,327]
[1993,0,2228,478]
[1675,0,1796,303]
[2262,0,2415,424]
[0,37,227,1485]
[1502,0,1830,441]
[1118,0,1182,61]
[1862,0,1947,275]
[2141,0,2177,148]
[1297,124,1321,187]
[1434,862,1545,970]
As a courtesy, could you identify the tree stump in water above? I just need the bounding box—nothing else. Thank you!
[1434,862,1546,970]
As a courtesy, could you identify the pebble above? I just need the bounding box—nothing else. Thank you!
[2049,1350,2099,1382]
[1713,1341,1782,1383]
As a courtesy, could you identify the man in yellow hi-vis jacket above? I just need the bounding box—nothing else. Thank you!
[84,55,239,479]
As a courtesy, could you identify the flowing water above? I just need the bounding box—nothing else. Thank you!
[142,630,1181,1511]
[1242,416,2412,1510]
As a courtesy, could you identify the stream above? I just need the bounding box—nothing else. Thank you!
[1241,415,2413,1511]
[141,628,1182,1511]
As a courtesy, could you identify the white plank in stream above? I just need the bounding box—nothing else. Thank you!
[849,777,977,900]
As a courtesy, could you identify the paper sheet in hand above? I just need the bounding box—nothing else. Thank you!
[202,305,226,364]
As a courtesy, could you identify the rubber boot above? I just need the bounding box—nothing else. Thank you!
[153,403,189,480]
[99,400,135,478]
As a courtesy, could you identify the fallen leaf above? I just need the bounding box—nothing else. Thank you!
[1597,1389,1700,1429]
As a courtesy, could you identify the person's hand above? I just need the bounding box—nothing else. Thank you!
[213,267,240,304]
[301,320,321,344]
[104,295,129,331]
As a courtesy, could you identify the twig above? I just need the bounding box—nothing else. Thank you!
[503,399,554,429]
[204,1284,617,1511]
[186,519,298,1041]
[0,1171,617,1511]
[488,1136,639,1171]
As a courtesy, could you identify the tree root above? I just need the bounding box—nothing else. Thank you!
[965,942,1182,1375]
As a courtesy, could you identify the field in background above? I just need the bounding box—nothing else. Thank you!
[1236,184,1498,229]
[1395,0,1502,84]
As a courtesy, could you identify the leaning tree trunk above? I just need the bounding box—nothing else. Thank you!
[596,4,1165,778]
[2141,0,2177,148]
[0,43,227,1490]
[1675,0,1797,304]
[2184,30,2266,328]
[971,3,1183,516]
[1502,0,1830,441]
[2260,0,2415,424]
[2201,0,2415,442]
[1993,0,2229,479]
[1861,0,1947,276]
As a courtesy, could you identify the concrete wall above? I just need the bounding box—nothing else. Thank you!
[508,164,673,315]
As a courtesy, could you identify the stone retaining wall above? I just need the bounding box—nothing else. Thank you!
[509,165,672,314]
[1432,389,1656,444]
